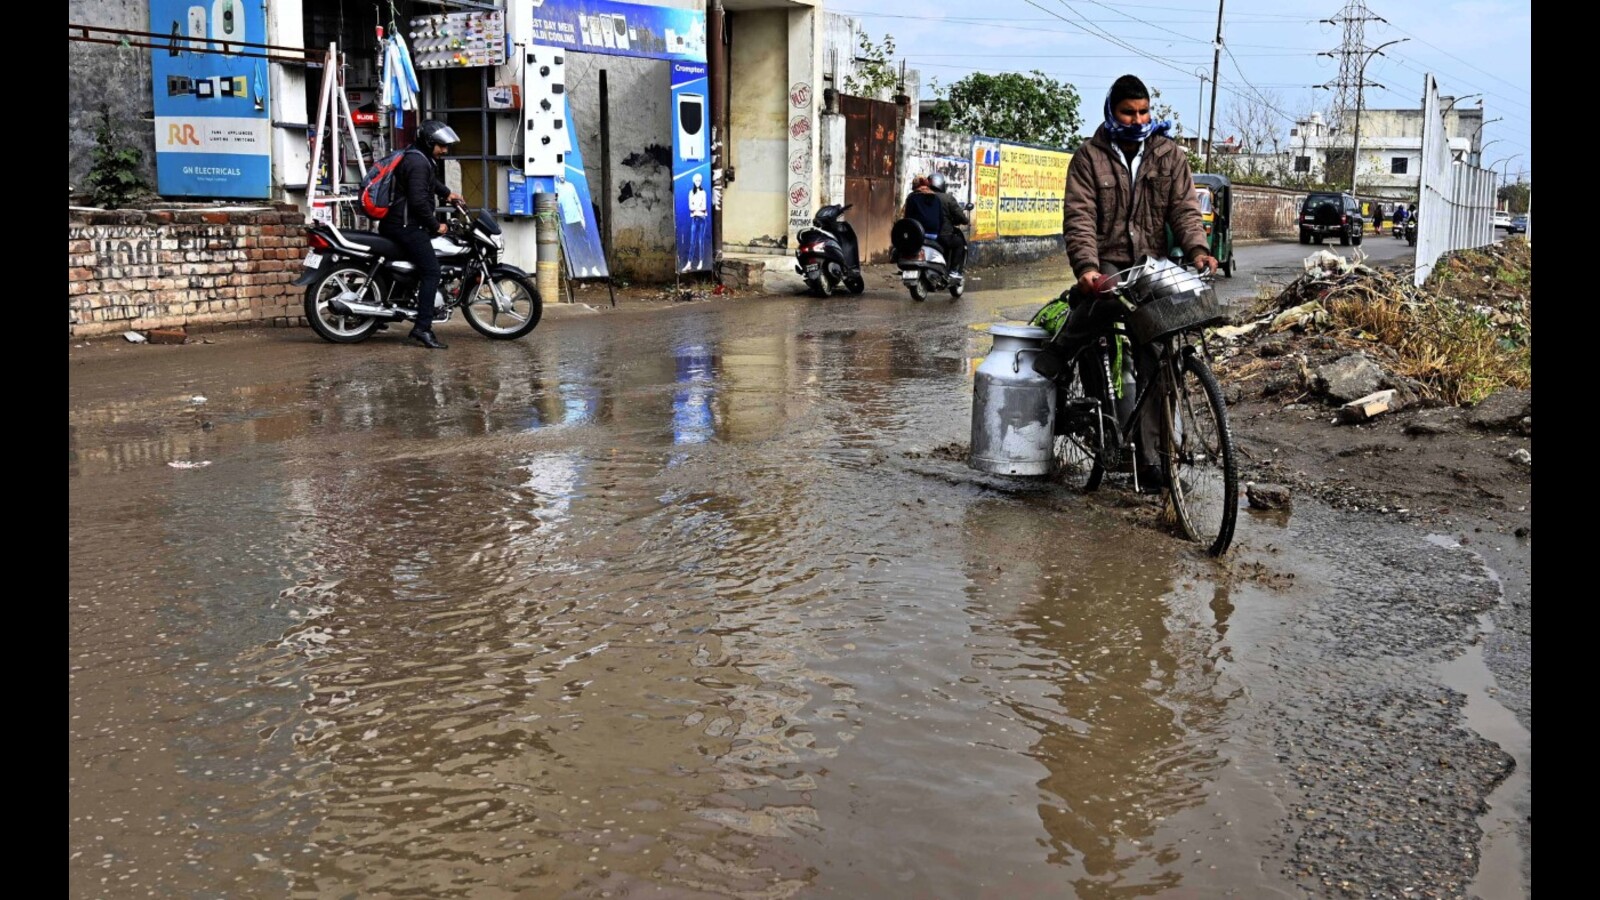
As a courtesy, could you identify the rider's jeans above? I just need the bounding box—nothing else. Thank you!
[380,223,442,332]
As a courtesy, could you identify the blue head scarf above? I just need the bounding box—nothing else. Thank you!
[1103,76,1172,143]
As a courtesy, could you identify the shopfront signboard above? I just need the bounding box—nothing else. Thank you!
[148,0,272,199]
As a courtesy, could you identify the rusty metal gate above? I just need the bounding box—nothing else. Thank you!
[841,95,901,263]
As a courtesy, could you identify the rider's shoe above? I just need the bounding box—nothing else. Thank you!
[409,328,448,350]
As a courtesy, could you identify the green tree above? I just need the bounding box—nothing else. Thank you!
[939,71,1083,148]
[1497,180,1530,215]
[842,31,899,98]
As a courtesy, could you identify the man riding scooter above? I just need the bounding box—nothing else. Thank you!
[928,173,969,279]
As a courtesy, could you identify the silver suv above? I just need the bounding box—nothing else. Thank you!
[1299,192,1364,246]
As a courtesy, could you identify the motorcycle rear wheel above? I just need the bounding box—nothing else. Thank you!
[908,279,928,302]
[807,276,835,298]
[305,266,383,343]
[463,269,543,340]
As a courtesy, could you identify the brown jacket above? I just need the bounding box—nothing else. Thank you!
[1062,126,1208,279]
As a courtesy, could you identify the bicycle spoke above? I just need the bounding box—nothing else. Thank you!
[1164,351,1238,555]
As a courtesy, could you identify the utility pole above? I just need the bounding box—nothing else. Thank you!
[1203,0,1224,172]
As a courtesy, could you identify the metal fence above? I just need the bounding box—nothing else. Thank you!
[1415,74,1498,287]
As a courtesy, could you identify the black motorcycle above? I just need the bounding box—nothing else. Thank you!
[795,204,865,297]
[294,203,542,343]
[1403,216,1417,246]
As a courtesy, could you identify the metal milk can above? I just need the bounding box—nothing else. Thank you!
[969,324,1056,476]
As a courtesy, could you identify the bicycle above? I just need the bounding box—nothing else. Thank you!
[1032,258,1239,556]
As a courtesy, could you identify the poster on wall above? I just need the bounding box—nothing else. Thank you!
[997,142,1072,237]
[528,0,707,63]
[671,62,712,273]
[905,154,971,207]
[971,139,1001,241]
[531,103,609,280]
[148,0,272,199]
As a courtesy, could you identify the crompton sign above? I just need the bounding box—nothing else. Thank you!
[148,0,272,198]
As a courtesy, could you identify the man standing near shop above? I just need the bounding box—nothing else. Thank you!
[380,119,464,350]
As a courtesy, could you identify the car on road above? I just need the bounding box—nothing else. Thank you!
[1508,214,1527,234]
[1492,211,1512,229]
[1299,191,1364,246]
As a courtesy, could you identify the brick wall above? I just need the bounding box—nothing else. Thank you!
[68,205,308,339]
[1231,184,1304,240]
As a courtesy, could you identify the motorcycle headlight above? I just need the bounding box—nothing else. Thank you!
[492,233,505,251]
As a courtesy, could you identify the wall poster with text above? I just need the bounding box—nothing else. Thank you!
[971,139,1001,241]
[149,0,272,198]
[996,142,1072,237]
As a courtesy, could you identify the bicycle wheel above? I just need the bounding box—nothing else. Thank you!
[1162,351,1238,556]
[1053,367,1107,492]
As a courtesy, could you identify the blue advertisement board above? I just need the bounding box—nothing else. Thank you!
[529,0,707,64]
[671,62,712,273]
[148,0,272,199]
[531,103,610,280]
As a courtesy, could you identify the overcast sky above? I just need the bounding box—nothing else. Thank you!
[828,0,1532,184]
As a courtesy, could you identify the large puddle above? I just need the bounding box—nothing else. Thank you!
[70,290,1499,897]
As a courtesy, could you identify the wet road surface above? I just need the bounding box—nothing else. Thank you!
[69,264,1524,898]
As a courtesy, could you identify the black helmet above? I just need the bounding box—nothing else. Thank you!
[929,173,948,192]
[416,119,461,151]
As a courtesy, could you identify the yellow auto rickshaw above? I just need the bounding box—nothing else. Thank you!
[1170,173,1236,277]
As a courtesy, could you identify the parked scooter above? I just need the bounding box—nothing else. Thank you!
[794,204,864,297]
[294,202,542,343]
[890,215,969,301]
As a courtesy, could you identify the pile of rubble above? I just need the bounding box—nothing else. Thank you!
[1211,240,1531,429]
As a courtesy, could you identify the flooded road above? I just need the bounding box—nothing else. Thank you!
[69,276,1523,897]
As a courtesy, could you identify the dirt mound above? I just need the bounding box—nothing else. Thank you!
[1210,238,1531,529]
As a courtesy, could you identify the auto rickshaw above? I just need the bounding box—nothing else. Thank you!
[1169,173,1236,277]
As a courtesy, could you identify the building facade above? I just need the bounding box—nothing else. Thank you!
[69,0,824,284]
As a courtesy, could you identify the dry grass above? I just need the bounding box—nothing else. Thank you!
[1281,239,1532,406]
[1327,290,1529,405]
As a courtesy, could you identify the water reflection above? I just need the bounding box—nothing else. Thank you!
[673,342,717,444]
[958,497,1240,897]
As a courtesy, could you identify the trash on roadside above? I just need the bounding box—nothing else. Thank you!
[190,396,207,404]
[1337,389,1398,424]
[124,331,148,343]
[167,460,212,469]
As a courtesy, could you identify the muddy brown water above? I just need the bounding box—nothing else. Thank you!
[69,283,1505,897]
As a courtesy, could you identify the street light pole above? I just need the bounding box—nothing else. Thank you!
[1350,38,1407,198]
[1468,117,1502,165]
[1491,153,1523,188]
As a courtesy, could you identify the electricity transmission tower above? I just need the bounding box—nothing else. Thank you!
[1320,2,1383,132]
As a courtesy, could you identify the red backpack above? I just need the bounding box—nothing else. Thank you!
[359,148,421,220]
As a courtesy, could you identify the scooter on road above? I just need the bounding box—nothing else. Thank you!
[890,218,966,301]
[794,204,865,297]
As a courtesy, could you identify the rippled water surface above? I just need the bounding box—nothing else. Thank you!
[70,294,1300,897]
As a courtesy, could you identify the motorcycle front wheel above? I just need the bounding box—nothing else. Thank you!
[463,269,543,340]
[305,265,383,343]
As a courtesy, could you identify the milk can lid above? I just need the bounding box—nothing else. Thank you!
[988,324,1050,339]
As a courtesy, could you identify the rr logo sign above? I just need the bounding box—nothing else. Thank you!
[168,124,201,146]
